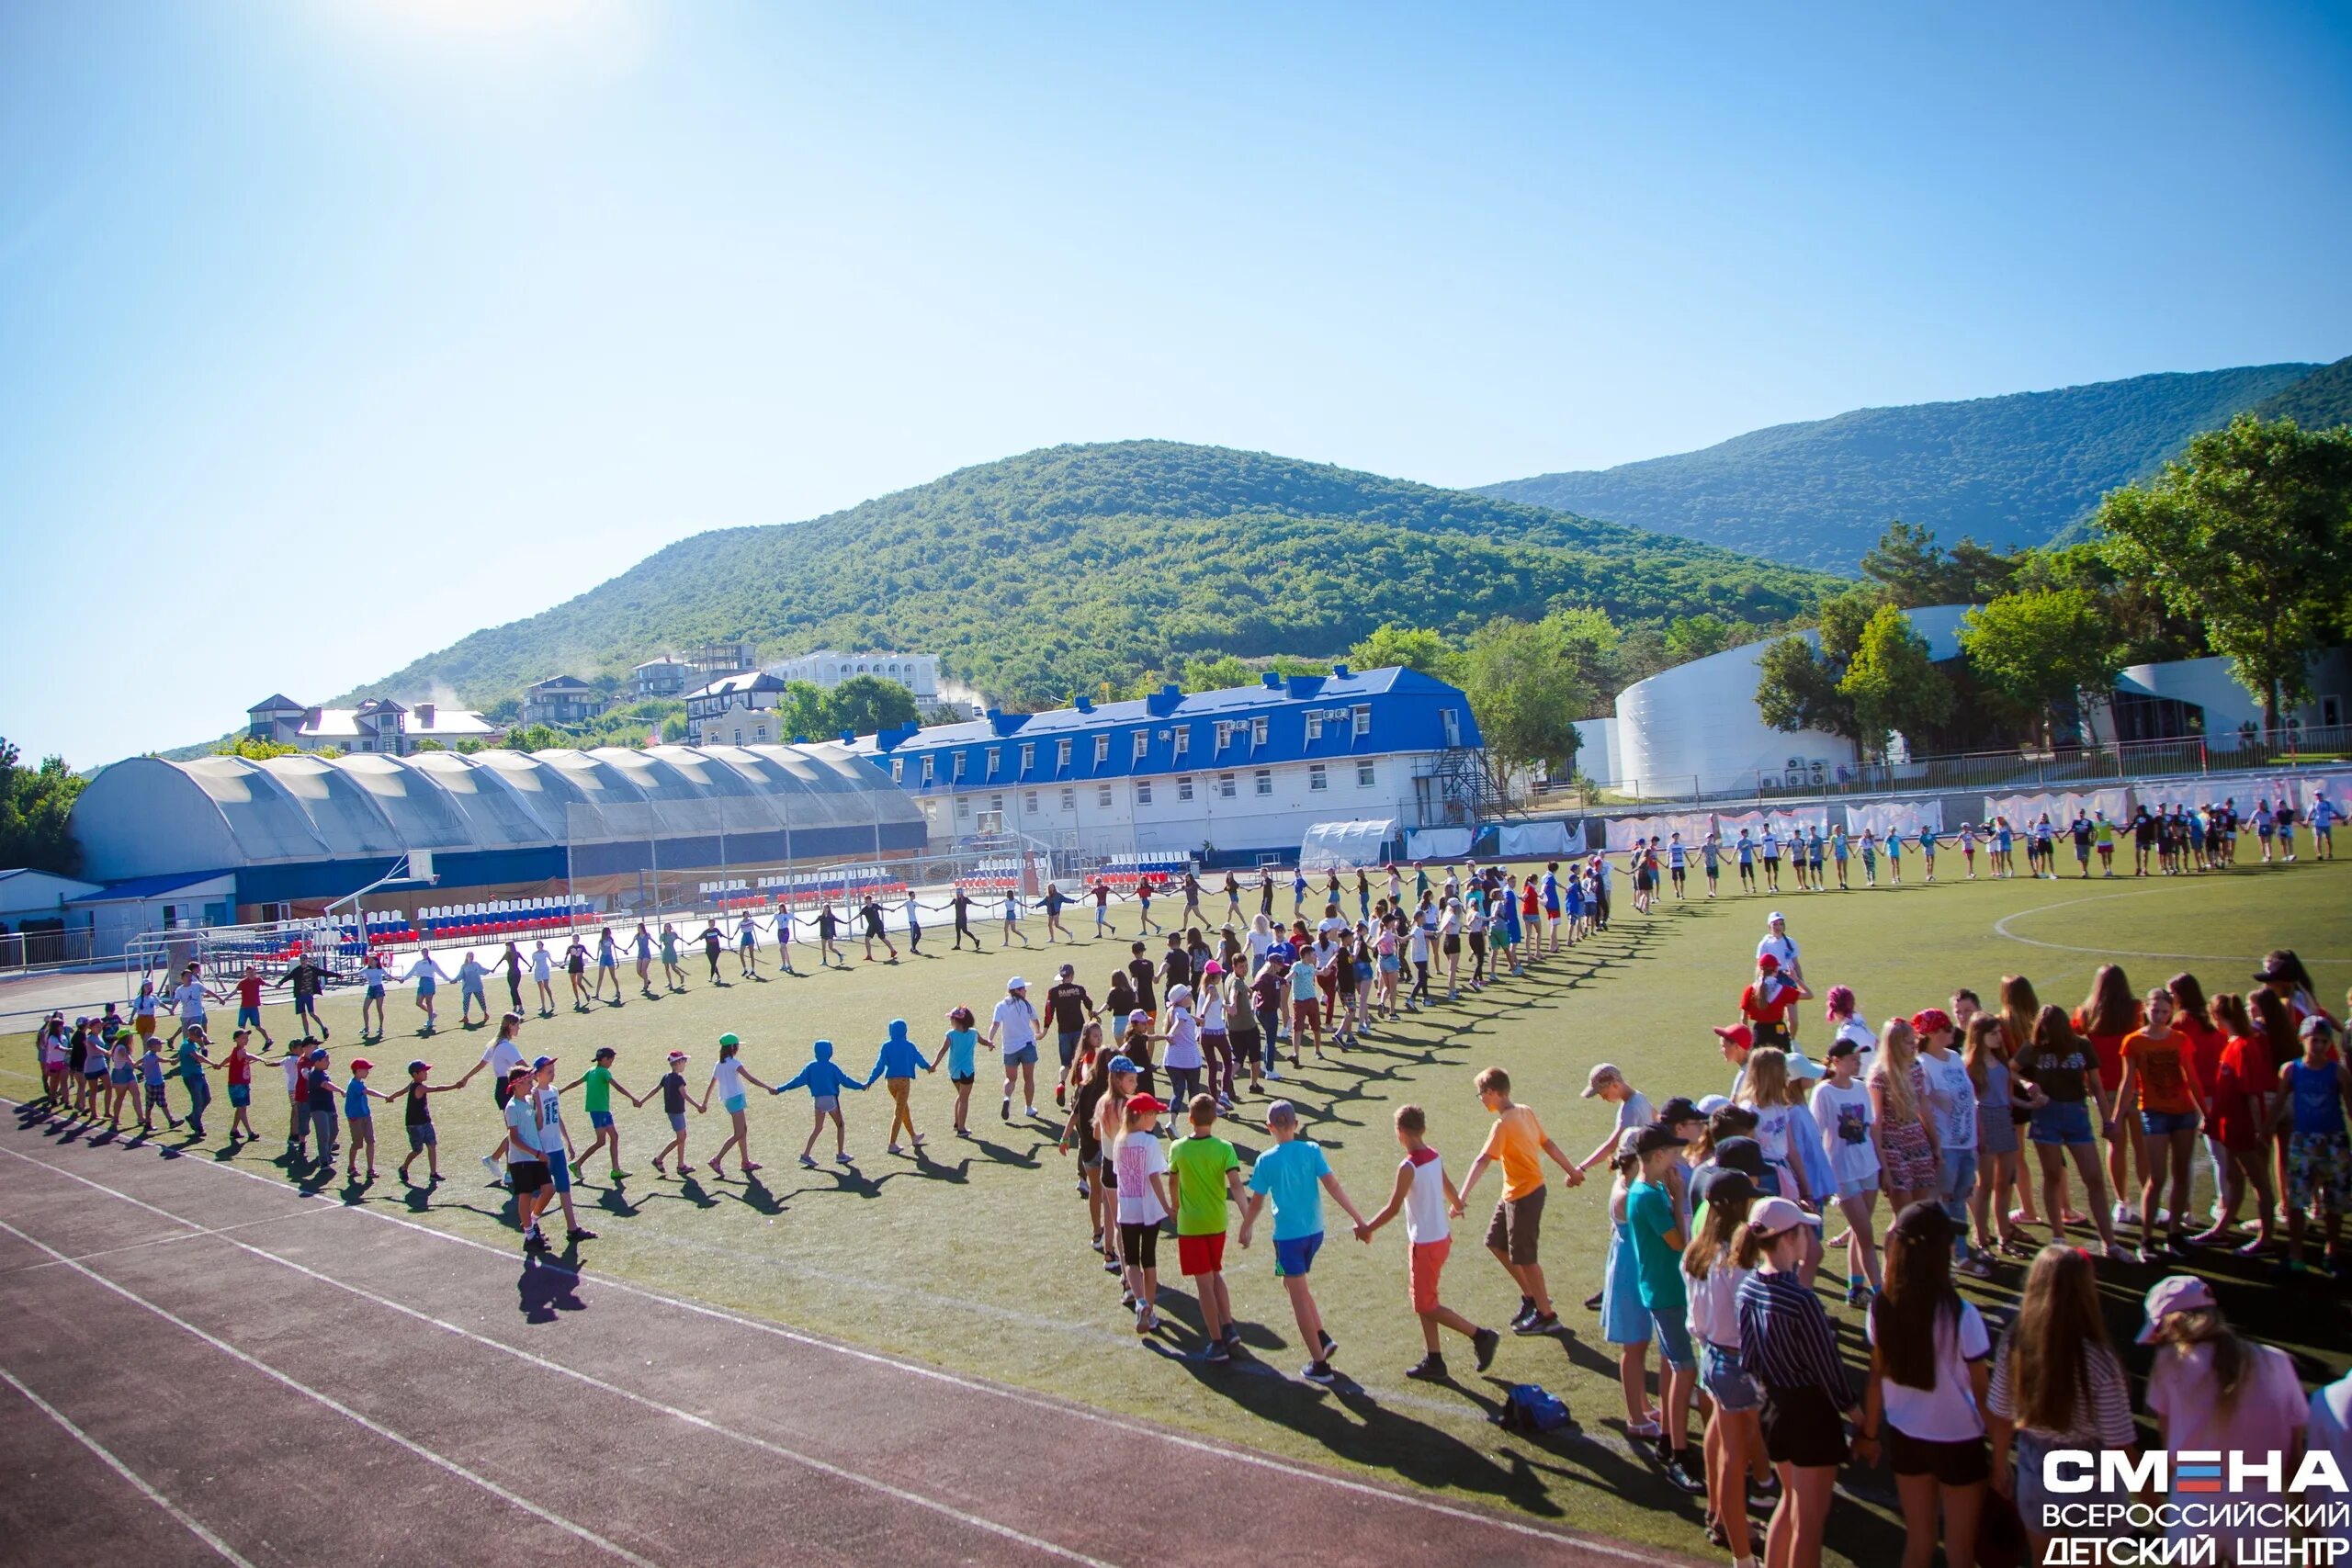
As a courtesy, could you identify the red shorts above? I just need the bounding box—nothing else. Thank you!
[1408,1237,1451,1314]
[1290,999,1318,1031]
[1177,1232,1227,1277]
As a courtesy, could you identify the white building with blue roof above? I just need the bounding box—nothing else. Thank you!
[846,665,1487,862]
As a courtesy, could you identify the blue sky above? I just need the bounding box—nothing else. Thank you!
[3,0,2347,764]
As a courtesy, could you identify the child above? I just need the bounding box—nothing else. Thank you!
[2273,1014,2351,1273]
[1683,1167,1764,1565]
[396,1058,460,1186]
[138,1034,175,1134]
[1169,1095,1246,1361]
[774,1038,864,1168]
[1574,1062,1655,1177]
[1863,1202,1991,1568]
[1811,1038,1884,1302]
[174,1024,214,1137]
[564,1046,642,1181]
[703,1033,774,1179]
[345,1058,392,1182]
[532,1055,598,1242]
[1157,987,1205,1109]
[1737,1196,1859,1568]
[1626,1123,1704,1490]
[1355,1103,1499,1381]
[1453,1066,1584,1337]
[221,1027,260,1143]
[302,1048,339,1167]
[1238,1100,1367,1384]
[1111,1093,1175,1333]
[938,1007,981,1136]
[2142,1275,2308,1565]
[865,1019,933,1155]
[650,1050,700,1178]
[404,951,450,1034]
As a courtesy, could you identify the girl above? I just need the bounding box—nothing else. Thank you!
[703,1032,775,1179]
[1055,1034,1110,1240]
[1158,987,1204,1109]
[2273,1014,2351,1274]
[593,926,622,1001]
[659,924,686,991]
[1869,1017,1940,1215]
[939,1007,981,1135]
[632,924,655,995]
[1374,917,1403,1021]
[107,1027,138,1128]
[1996,975,2051,1227]
[1860,829,1878,886]
[1812,1037,1884,1302]
[1438,900,1463,1000]
[2114,987,2205,1259]
[1825,986,1876,1069]
[650,1050,700,1177]
[1329,934,1363,1047]
[865,1020,931,1155]
[1866,1202,1990,1568]
[1600,1130,1662,1438]
[531,940,558,1012]
[1092,1053,1138,1280]
[1735,1048,1815,1219]
[1119,1010,1159,1103]
[1684,1168,1764,1563]
[1964,1015,2032,1260]
[35,1013,68,1106]
[2143,1275,2309,1563]
[1986,1246,2139,1563]
[1286,949,1324,1063]
[566,938,593,1009]
[1195,968,1233,1107]
[359,952,388,1039]
[1463,897,1488,990]
[1885,825,1904,886]
[2193,991,2278,1251]
[2013,1005,2120,1255]
[563,1046,641,1180]
[1225,966,1264,1098]
[1736,1196,1859,1568]
[2167,972,2226,1226]
[2073,964,2143,1232]
[1111,1094,1174,1333]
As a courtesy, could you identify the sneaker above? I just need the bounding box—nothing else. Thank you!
[1581,1291,1603,1312]
[1001,1095,1012,1122]
[1204,1343,1232,1365]
[1024,1105,1039,1119]
[799,1155,818,1168]
[1513,1312,1561,1337]
[1302,1359,1336,1384]
[566,1226,598,1243]
[1405,1353,1447,1381]
[833,1152,854,1165]
[1472,1326,1500,1371]
[1960,1251,1993,1279]
[1665,1450,1708,1495]
[481,1153,503,1179]
[1319,1329,1337,1359]
[1512,1296,1539,1327]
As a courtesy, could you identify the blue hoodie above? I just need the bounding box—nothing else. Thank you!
[774,1040,863,1099]
[866,1019,932,1085]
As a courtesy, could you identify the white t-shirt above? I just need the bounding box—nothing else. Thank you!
[1758,932,1800,974]
[991,997,1038,1050]
[282,1055,306,1097]
[531,949,553,981]
[1833,1017,1878,1070]
[1866,1300,1991,1442]
[1246,928,1274,965]
[534,1086,567,1157]
[1919,1050,1978,1151]
[503,1095,542,1162]
[1407,926,1430,963]
[1811,1079,1880,1186]
[1161,1010,1203,1070]
[713,1057,747,1100]
[175,982,208,1019]
[1401,1148,1450,1244]
[1316,915,1348,938]
[2311,1375,2352,1545]
[481,1037,525,1080]
[1685,1259,1751,1348]
[1113,1132,1170,1225]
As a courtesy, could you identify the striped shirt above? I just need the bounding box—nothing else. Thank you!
[1736,1269,1854,1405]
[1984,1332,2136,1447]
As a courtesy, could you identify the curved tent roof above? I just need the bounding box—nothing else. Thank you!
[69,743,922,883]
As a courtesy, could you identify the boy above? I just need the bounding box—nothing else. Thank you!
[345,1057,393,1182]
[1573,1062,1654,1177]
[396,1058,459,1186]
[302,1047,339,1167]
[1168,1094,1247,1363]
[532,1055,598,1243]
[175,1024,214,1138]
[650,1050,699,1177]
[231,964,277,1050]
[503,1064,555,1252]
[221,1027,260,1143]
[1355,1103,1500,1381]
[1238,1100,1368,1384]
[1624,1123,1703,1491]
[1453,1066,1583,1337]
[565,1046,641,1180]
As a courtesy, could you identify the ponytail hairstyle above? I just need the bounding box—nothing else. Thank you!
[1999,975,2041,1062]
[2208,991,2254,1041]
[2250,988,2297,1058]
[2151,1305,2255,1418]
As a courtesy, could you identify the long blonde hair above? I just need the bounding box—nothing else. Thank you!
[1871,1017,1921,1122]
[1737,1046,1792,1112]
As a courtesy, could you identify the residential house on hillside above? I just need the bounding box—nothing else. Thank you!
[521,676,605,728]
[686,671,787,745]
[765,649,941,703]
[631,658,693,700]
[684,641,760,682]
[246,695,495,757]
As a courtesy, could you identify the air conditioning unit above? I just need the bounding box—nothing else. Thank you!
[1809,761,1827,785]
[1785,756,1806,773]
[1758,773,1781,791]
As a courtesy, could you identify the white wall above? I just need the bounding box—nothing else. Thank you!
[1615,637,1856,796]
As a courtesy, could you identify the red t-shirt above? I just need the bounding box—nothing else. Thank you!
[1742,980,1793,1027]
[238,974,265,1009]
[2073,1004,2142,1092]
[2211,1033,2275,1151]
[224,1044,253,1087]
[2175,1017,2226,1101]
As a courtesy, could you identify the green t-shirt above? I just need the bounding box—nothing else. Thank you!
[1626,1179,1687,1314]
[582,1065,613,1115]
[1169,1134,1239,1235]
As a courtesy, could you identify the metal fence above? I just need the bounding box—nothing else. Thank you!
[0,926,97,975]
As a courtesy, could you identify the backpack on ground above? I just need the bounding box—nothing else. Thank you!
[1496,1382,1571,1434]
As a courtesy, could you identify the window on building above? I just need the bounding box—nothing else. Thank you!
[1442,707,1462,747]
[1309,763,1328,791]
[1306,712,1323,741]
[1024,791,1039,815]
[1173,727,1190,758]
[952,751,967,781]
[1217,772,1237,798]
[1057,739,1072,768]
[1352,705,1372,739]
[987,749,1001,780]
[1136,781,1153,806]
[1098,785,1114,808]
[956,797,970,818]
[891,758,904,782]
[1020,742,1035,773]
[1060,787,1076,810]
[921,756,934,786]
[1132,730,1149,762]
[1177,775,1193,802]
[1254,769,1272,796]
[1357,760,1375,787]
[989,794,1004,816]
[1214,721,1232,750]
[1093,734,1110,765]
[1250,716,1269,746]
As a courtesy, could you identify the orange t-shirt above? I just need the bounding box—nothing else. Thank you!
[2121,1027,2199,1116]
[1478,1105,1549,1201]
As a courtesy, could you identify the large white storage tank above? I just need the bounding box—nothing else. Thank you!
[1614,637,1855,797]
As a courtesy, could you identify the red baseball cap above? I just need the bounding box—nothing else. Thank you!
[1126,1094,1168,1116]
[1713,1024,1754,1051]
[1757,953,1781,971]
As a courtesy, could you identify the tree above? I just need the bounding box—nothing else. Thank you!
[1176,654,1258,693]
[1345,625,1460,682]
[1959,587,2124,748]
[1544,605,1624,706]
[0,740,85,875]
[824,674,920,739]
[503,724,566,751]
[215,735,300,761]
[1458,617,1593,773]
[775,681,832,742]
[1754,583,1886,745]
[1860,522,2017,607]
[2096,415,2352,731]
[409,738,447,752]
[1662,614,1735,664]
[1838,603,1951,756]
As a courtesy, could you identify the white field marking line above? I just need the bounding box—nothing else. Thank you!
[0,1203,334,1276]
[1,1366,260,1568]
[1990,887,2352,964]
[0,1101,1660,1563]
[0,1149,1119,1568]
[0,1214,661,1568]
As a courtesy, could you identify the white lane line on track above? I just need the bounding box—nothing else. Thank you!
[0,1366,261,1568]
[0,1213,662,1568]
[0,1101,1660,1563]
[0,1145,1121,1568]
[1991,888,2352,964]
[0,1203,333,1276]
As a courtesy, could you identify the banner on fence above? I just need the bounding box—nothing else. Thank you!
[1604,812,1717,852]
[2299,772,2352,814]
[1495,820,1574,859]
[2129,777,2295,814]
[1405,827,1475,861]
[1843,799,1946,839]
[1984,787,2134,825]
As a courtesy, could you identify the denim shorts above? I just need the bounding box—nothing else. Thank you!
[1702,1341,1760,1412]
[2142,1108,2199,1136]
[1004,1043,1038,1068]
[723,1093,747,1115]
[2029,1100,2094,1145]
[1651,1311,1696,1371]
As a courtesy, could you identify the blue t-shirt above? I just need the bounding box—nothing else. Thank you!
[944,1028,979,1078]
[1247,1137,1330,1242]
[345,1077,372,1119]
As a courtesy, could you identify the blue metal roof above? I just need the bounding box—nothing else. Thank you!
[73,869,236,903]
[847,666,1480,791]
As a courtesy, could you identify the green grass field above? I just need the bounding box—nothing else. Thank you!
[12,859,2352,1563]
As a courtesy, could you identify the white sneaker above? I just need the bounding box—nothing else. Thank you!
[481,1154,502,1178]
